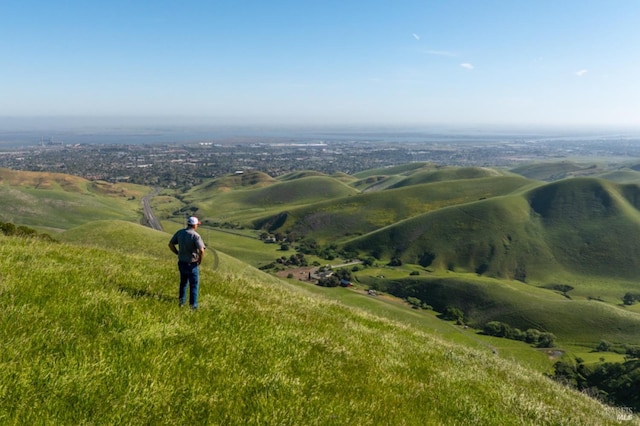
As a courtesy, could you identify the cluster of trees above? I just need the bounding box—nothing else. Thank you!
[277,253,307,267]
[483,321,556,348]
[317,267,353,287]
[259,253,308,271]
[623,292,640,305]
[296,239,357,261]
[552,354,640,411]
[260,236,361,272]
[406,296,432,310]
[0,221,54,241]
[441,306,465,323]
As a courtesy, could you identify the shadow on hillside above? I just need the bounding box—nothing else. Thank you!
[118,286,175,303]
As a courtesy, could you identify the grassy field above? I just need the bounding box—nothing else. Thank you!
[0,168,147,231]
[4,165,640,422]
[1,228,634,425]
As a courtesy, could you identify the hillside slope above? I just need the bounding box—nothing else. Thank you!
[184,174,359,223]
[510,161,597,181]
[254,175,535,242]
[0,168,148,231]
[388,166,514,188]
[347,177,640,282]
[0,227,629,425]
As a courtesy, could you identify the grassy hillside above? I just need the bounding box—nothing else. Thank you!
[0,228,631,424]
[352,162,434,179]
[340,177,640,345]
[183,175,359,224]
[357,273,640,346]
[346,194,552,277]
[388,166,513,188]
[195,170,276,192]
[598,169,640,184]
[350,175,407,192]
[346,177,640,281]
[255,175,535,243]
[510,161,600,181]
[527,178,640,278]
[0,168,148,231]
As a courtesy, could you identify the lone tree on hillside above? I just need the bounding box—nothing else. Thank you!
[623,292,640,305]
[441,306,464,324]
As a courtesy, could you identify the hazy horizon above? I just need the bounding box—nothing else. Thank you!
[2,115,640,148]
[2,1,640,130]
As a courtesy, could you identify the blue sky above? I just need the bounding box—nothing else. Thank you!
[2,0,639,129]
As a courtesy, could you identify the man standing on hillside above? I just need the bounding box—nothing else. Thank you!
[168,216,205,309]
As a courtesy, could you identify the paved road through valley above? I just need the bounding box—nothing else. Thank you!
[142,188,163,231]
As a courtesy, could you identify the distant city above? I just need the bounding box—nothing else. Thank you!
[1,125,640,187]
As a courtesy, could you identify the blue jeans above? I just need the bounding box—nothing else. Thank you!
[178,262,199,308]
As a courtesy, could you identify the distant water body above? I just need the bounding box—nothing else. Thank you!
[1,119,639,148]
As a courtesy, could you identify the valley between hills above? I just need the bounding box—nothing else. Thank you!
[3,156,640,421]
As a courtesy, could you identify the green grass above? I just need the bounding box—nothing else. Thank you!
[355,271,640,346]
[388,166,514,188]
[352,162,433,179]
[184,175,359,224]
[205,228,285,267]
[283,280,556,372]
[253,175,535,243]
[346,178,640,285]
[0,230,632,425]
[5,166,640,423]
[0,169,146,231]
[510,161,592,181]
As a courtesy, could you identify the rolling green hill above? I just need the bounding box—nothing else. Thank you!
[340,177,640,345]
[352,162,435,179]
[350,174,406,192]
[0,227,630,424]
[510,161,600,181]
[598,168,640,184]
[358,273,640,346]
[0,168,149,231]
[254,175,536,243]
[345,177,640,281]
[278,170,328,180]
[5,166,640,410]
[183,174,359,224]
[389,166,513,188]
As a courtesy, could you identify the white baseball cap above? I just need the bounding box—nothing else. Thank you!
[187,216,201,225]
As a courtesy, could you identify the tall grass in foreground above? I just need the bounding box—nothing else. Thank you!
[0,234,635,425]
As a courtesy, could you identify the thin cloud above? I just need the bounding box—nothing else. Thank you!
[575,69,588,77]
[460,63,474,70]
[425,50,458,57]
[412,33,420,41]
